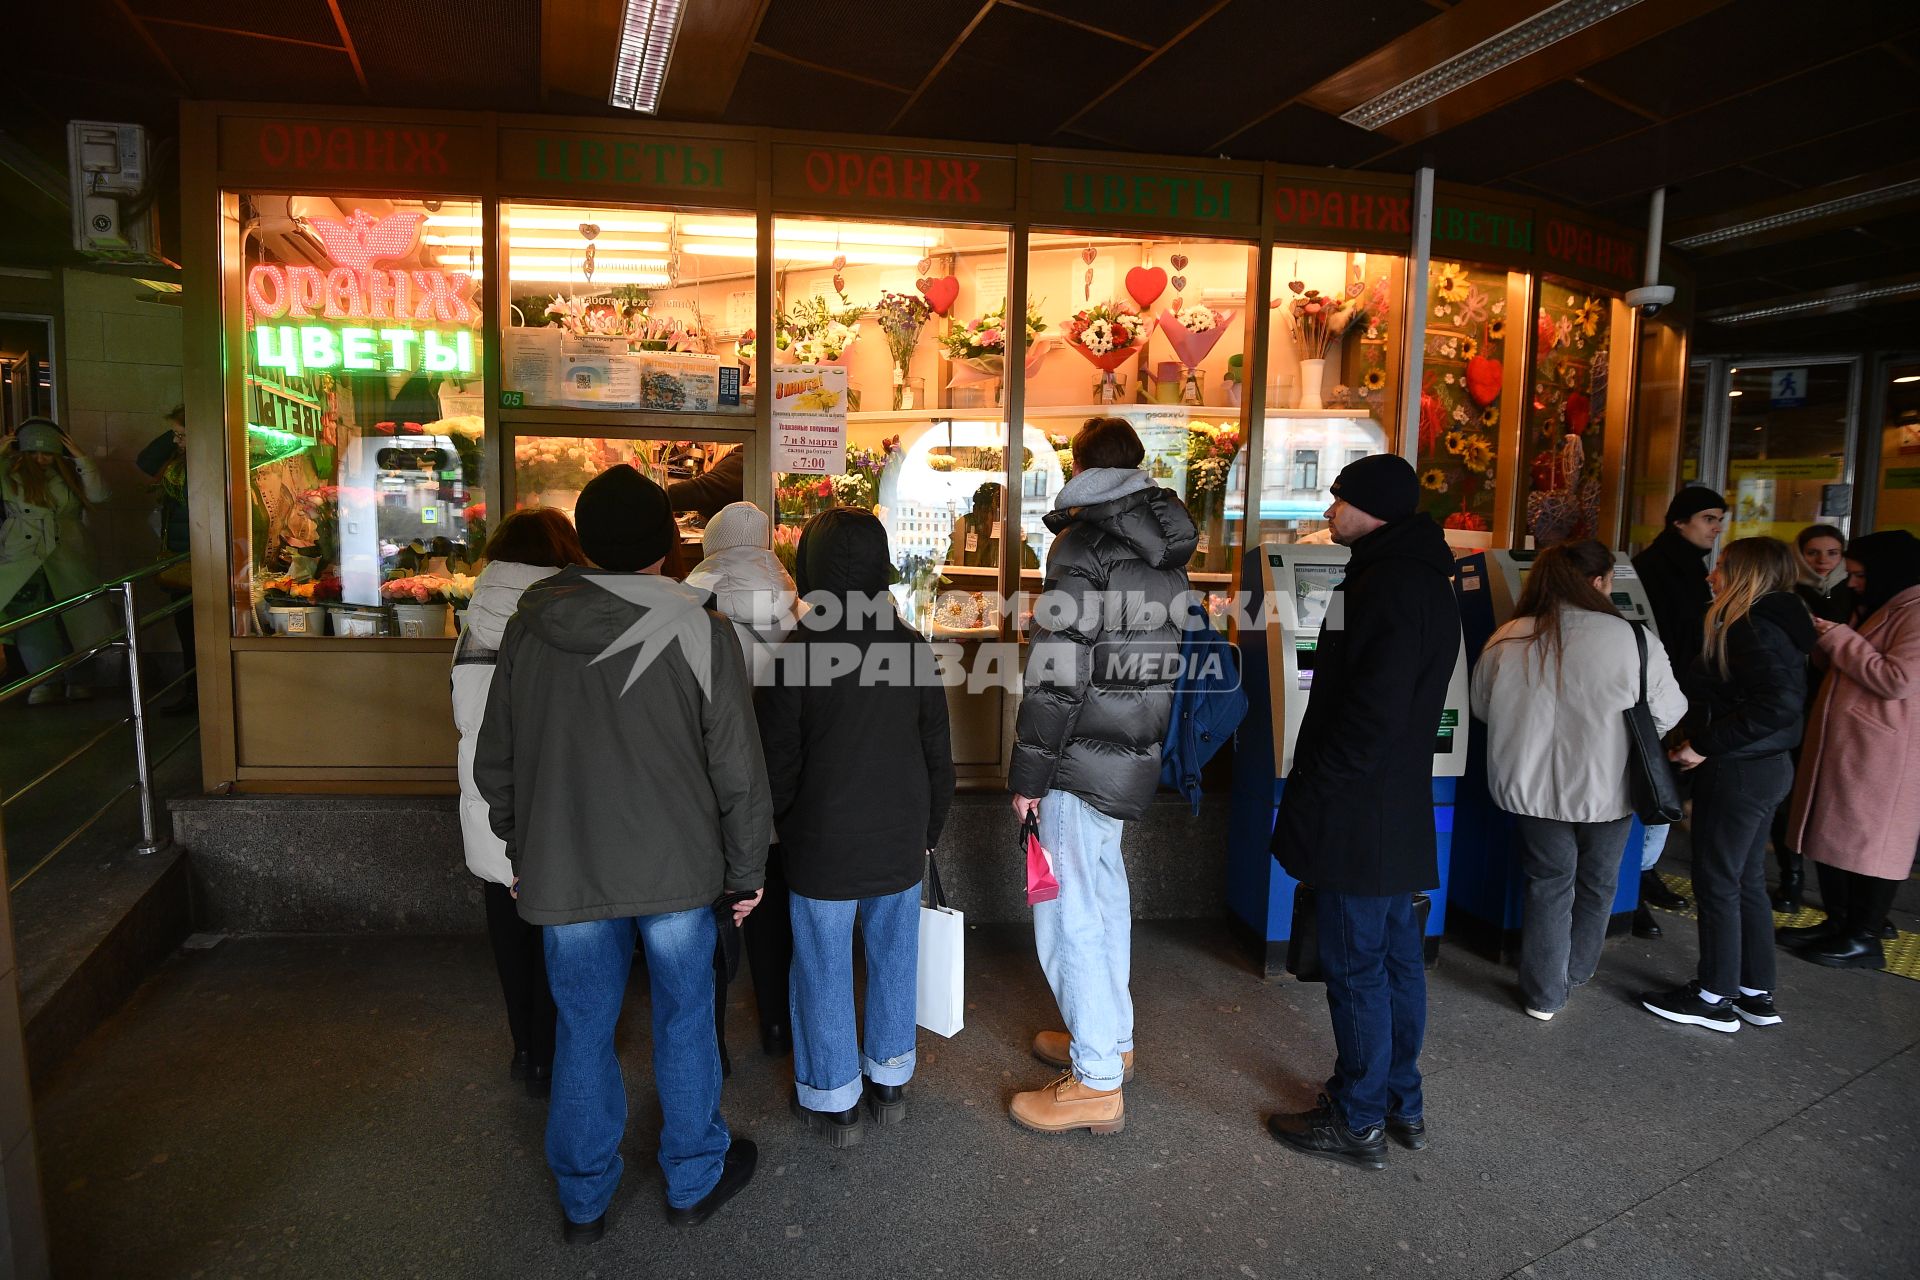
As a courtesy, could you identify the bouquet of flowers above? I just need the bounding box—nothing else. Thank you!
[1064,302,1149,403]
[1286,280,1370,360]
[260,573,342,606]
[1158,304,1237,405]
[1185,421,1242,499]
[445,572,479,607]
[780,296,862,365]
[380,575,454,604]
[873,292,932,409]
[772,522,802,577]
[774,474,836,521]
[515,436,625,498]
[941,301,1051,393]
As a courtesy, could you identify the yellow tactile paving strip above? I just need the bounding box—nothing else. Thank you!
[1651,873,1919,982]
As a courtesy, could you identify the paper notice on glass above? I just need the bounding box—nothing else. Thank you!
[559,335,641,407]
[502,327,562,405]
[724,289,753,335]
[771,363,850,475]
[974,264,1008,310]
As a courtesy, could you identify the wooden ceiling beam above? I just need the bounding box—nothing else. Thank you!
[1298,0,1729,146]
[659,0,775,119]
[541,0,624,110]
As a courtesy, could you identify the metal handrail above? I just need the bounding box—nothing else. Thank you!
[2,554,195,886]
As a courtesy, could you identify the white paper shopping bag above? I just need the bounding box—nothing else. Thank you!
[916,853,965,1038]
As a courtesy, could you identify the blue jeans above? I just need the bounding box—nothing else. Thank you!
[789,884,920,1112]
[1638,821,1670,873]
[543,908,730,1223]
[1032,790,1133,1091]
[1317,890,1426,1133]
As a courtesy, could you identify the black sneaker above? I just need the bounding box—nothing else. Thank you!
[562,1211,606,1244]
[1733,993,1782,1026]
[1385,1114,1427,1151]
[791,1093,863,1149]
[1640,982,1739,1033]
[664,1138,757,1228]
[1266,1102,1387,1171]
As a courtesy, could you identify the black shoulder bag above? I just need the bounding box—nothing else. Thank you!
[1625,622,1685,826]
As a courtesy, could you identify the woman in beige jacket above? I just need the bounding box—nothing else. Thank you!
[1471,539,1687,1020]
[1781,530,1920,970]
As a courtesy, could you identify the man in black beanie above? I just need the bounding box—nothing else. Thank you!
[1265,453,1461,1172]
[475,465,772,1241]
[1626,485,1728,930]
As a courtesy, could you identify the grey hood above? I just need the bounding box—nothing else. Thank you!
[1044,468,1198,572]
[462,560,559,650]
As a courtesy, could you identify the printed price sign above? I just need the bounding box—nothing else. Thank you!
[771,364,850,474]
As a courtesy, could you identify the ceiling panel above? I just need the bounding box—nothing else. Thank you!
[1746,109,1920,190]
[1365,81,1646,185]
[895,5,1143,143]
[132,0,345,47]
[1090,0,1435,155]
[147,23,365,102]
[754,0,985,91]
[724,51,908,135]
[1578,0,1920,119]
[1017,0,1212,47]
[337,0,541,112]
[1221,103,1393,169]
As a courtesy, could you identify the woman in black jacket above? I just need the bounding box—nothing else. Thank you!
[756,507,954,1148]
[1641,537,1812,1034]
[1770,524,1858,909]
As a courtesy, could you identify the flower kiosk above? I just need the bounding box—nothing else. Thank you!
[174,103,1666,929]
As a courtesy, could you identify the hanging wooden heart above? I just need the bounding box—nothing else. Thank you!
[1124,265,1167,309]
[1081,246,1097,265]
[916,256,932,276]
[1171,296,1183,311]
[578,224,600,241]
[1170,273,1187,294]
[1169,253,1189,271]
[831,254,846,272]
[1084,267,1094,300]
[917,275,960,315]
[832,273,845,296]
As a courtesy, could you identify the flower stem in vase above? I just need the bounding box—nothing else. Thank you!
[1180,366,1205,407]
[1299,358,1325,411]
[1096,370,1124,404]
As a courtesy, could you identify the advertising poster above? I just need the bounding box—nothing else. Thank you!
[771,363,850,475]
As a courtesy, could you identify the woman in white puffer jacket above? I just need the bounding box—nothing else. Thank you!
[452,507,583,1095]
[684,501,801,1054]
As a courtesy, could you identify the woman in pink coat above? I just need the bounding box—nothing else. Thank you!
[1780,530,1920,970]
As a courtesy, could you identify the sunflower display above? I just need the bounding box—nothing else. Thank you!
[1417,260,1508,531]
[1525,277,1613,545]
[1420,468,1449,493]
[1362,368,1387,392]
[1480,404,1500,429]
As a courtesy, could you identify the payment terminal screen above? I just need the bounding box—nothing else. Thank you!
[1292,563,1346,630]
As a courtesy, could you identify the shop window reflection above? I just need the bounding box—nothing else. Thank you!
[1413,259,1512,540]
[1522,277,1619,547]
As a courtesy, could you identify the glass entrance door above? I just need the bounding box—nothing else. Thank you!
[1869,359,1920,538]
[1720,360,1858,543]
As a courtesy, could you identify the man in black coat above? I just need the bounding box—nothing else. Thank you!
[1626,486,1727,930]
[1266,454,1460,1172]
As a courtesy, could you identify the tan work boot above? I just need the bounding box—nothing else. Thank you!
[1009,1072,1125,1135]
[1031,1030,1134,1083]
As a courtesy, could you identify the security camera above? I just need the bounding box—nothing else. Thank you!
[1625,284,1675,316]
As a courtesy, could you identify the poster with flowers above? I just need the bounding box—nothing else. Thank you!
[1340,261,1397,417]
[1415,261,1508,532]
[1524,279,1612,546]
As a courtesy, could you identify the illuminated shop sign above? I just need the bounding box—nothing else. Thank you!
[1270,179,1413,248]
[1541,216,1637,287]
[1431,202,1534,253]
[245,209,478,376]
[221,118,487,180]
[771,144,1016,212]
[502,130,750,194]
[1030,161,1258,229]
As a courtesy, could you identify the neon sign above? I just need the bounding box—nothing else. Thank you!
[254,325,474,376]
[245,209,480,375]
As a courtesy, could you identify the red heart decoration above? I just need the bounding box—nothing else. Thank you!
[1169,253,1189,271]
[832,273,845,296]
[1564,391,1592,435]
[1464,355,1503,406]
[1171,295,1183,311]
[1125,265,1167,309]
[917,276,960,316]
[578,223,600,241]
[1081,246,1098,265]
[831,254,846,272]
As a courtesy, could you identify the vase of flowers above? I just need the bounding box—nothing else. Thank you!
[1159,303,1236,407]
[382,575,454,637]
[941,301,1049,406]
[1065,302,1148,404]
[1185,421,1242,571]
[779,296,862,366]
[1287,280,1370,411]
[873,292,932,411]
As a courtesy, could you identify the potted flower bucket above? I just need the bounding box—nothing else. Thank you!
[393,602,453,638]
[265,605,327,636]
[328,605,389,637]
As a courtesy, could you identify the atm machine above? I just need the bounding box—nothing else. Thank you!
[1225,543,1471,977]
[1448,549,1662,958]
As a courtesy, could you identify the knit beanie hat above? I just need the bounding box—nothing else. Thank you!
[1330,453,1418,523]
[12,419,63,455]
[574,465,677,571]
[1664,486,1728,527]
[702,501,771,555]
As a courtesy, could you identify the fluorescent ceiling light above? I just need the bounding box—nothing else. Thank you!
[1728,390,1743,397]
[1341,0,1647,131]
[609,0,684,114]
[1672,179,1920,249]
[1708,279,1920,325]
[1894,374,1920,384]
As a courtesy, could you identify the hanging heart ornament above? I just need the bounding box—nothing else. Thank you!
[1170,274,1187,294]
[1081,246,1097,265]
[1124,266,1167,309]
[578,224,600,241]
[831,254,847,271]
[916,276,960,315]
[832,274,846,296]
[916,256,933,276]
[1171,296,1183,311]
[1084,268,1094,300]
[1169,253,1189,271]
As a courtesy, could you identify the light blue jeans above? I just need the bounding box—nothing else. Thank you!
[789,884,920,1113]
[543,907,731,1223]
[1032,790,1133,1091]
[1639,822,1671,873]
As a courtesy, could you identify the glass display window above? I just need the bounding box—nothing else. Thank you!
[234,192,486,640]
[1521,277,1624,547]
[1874,361,1920,539]
[1723,362,1855,543]
[495,203,756,417]
[1413,259,1519,539]
[1260,244,1404,545]
[765,215,1014,638]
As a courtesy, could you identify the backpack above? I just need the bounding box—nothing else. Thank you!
[1159,602,1249,814]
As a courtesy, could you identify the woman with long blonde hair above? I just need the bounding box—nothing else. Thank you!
[1641,537,1813,1034]
[0,418,113,704]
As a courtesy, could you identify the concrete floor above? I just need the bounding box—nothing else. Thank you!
[30,904,1920,1280]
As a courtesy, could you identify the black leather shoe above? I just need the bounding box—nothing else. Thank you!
[1632,904,1663,939]
[510,1048,532,1082]
[1879,919,1899,942]
[760,1021,792,1057]
[1807,932,1884,969]
[525,1064,552,1099]
[1266,1110,1387,1171]
[1385,1114,1427,1151]
[1769,869,1803,914]
[1777,919,1842,951]
[791,1093,862,1148]
[562,1211,605,1244]
[865,1080,907,1127]
[1641,871,1688,911]
[665,1138,757,1228]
